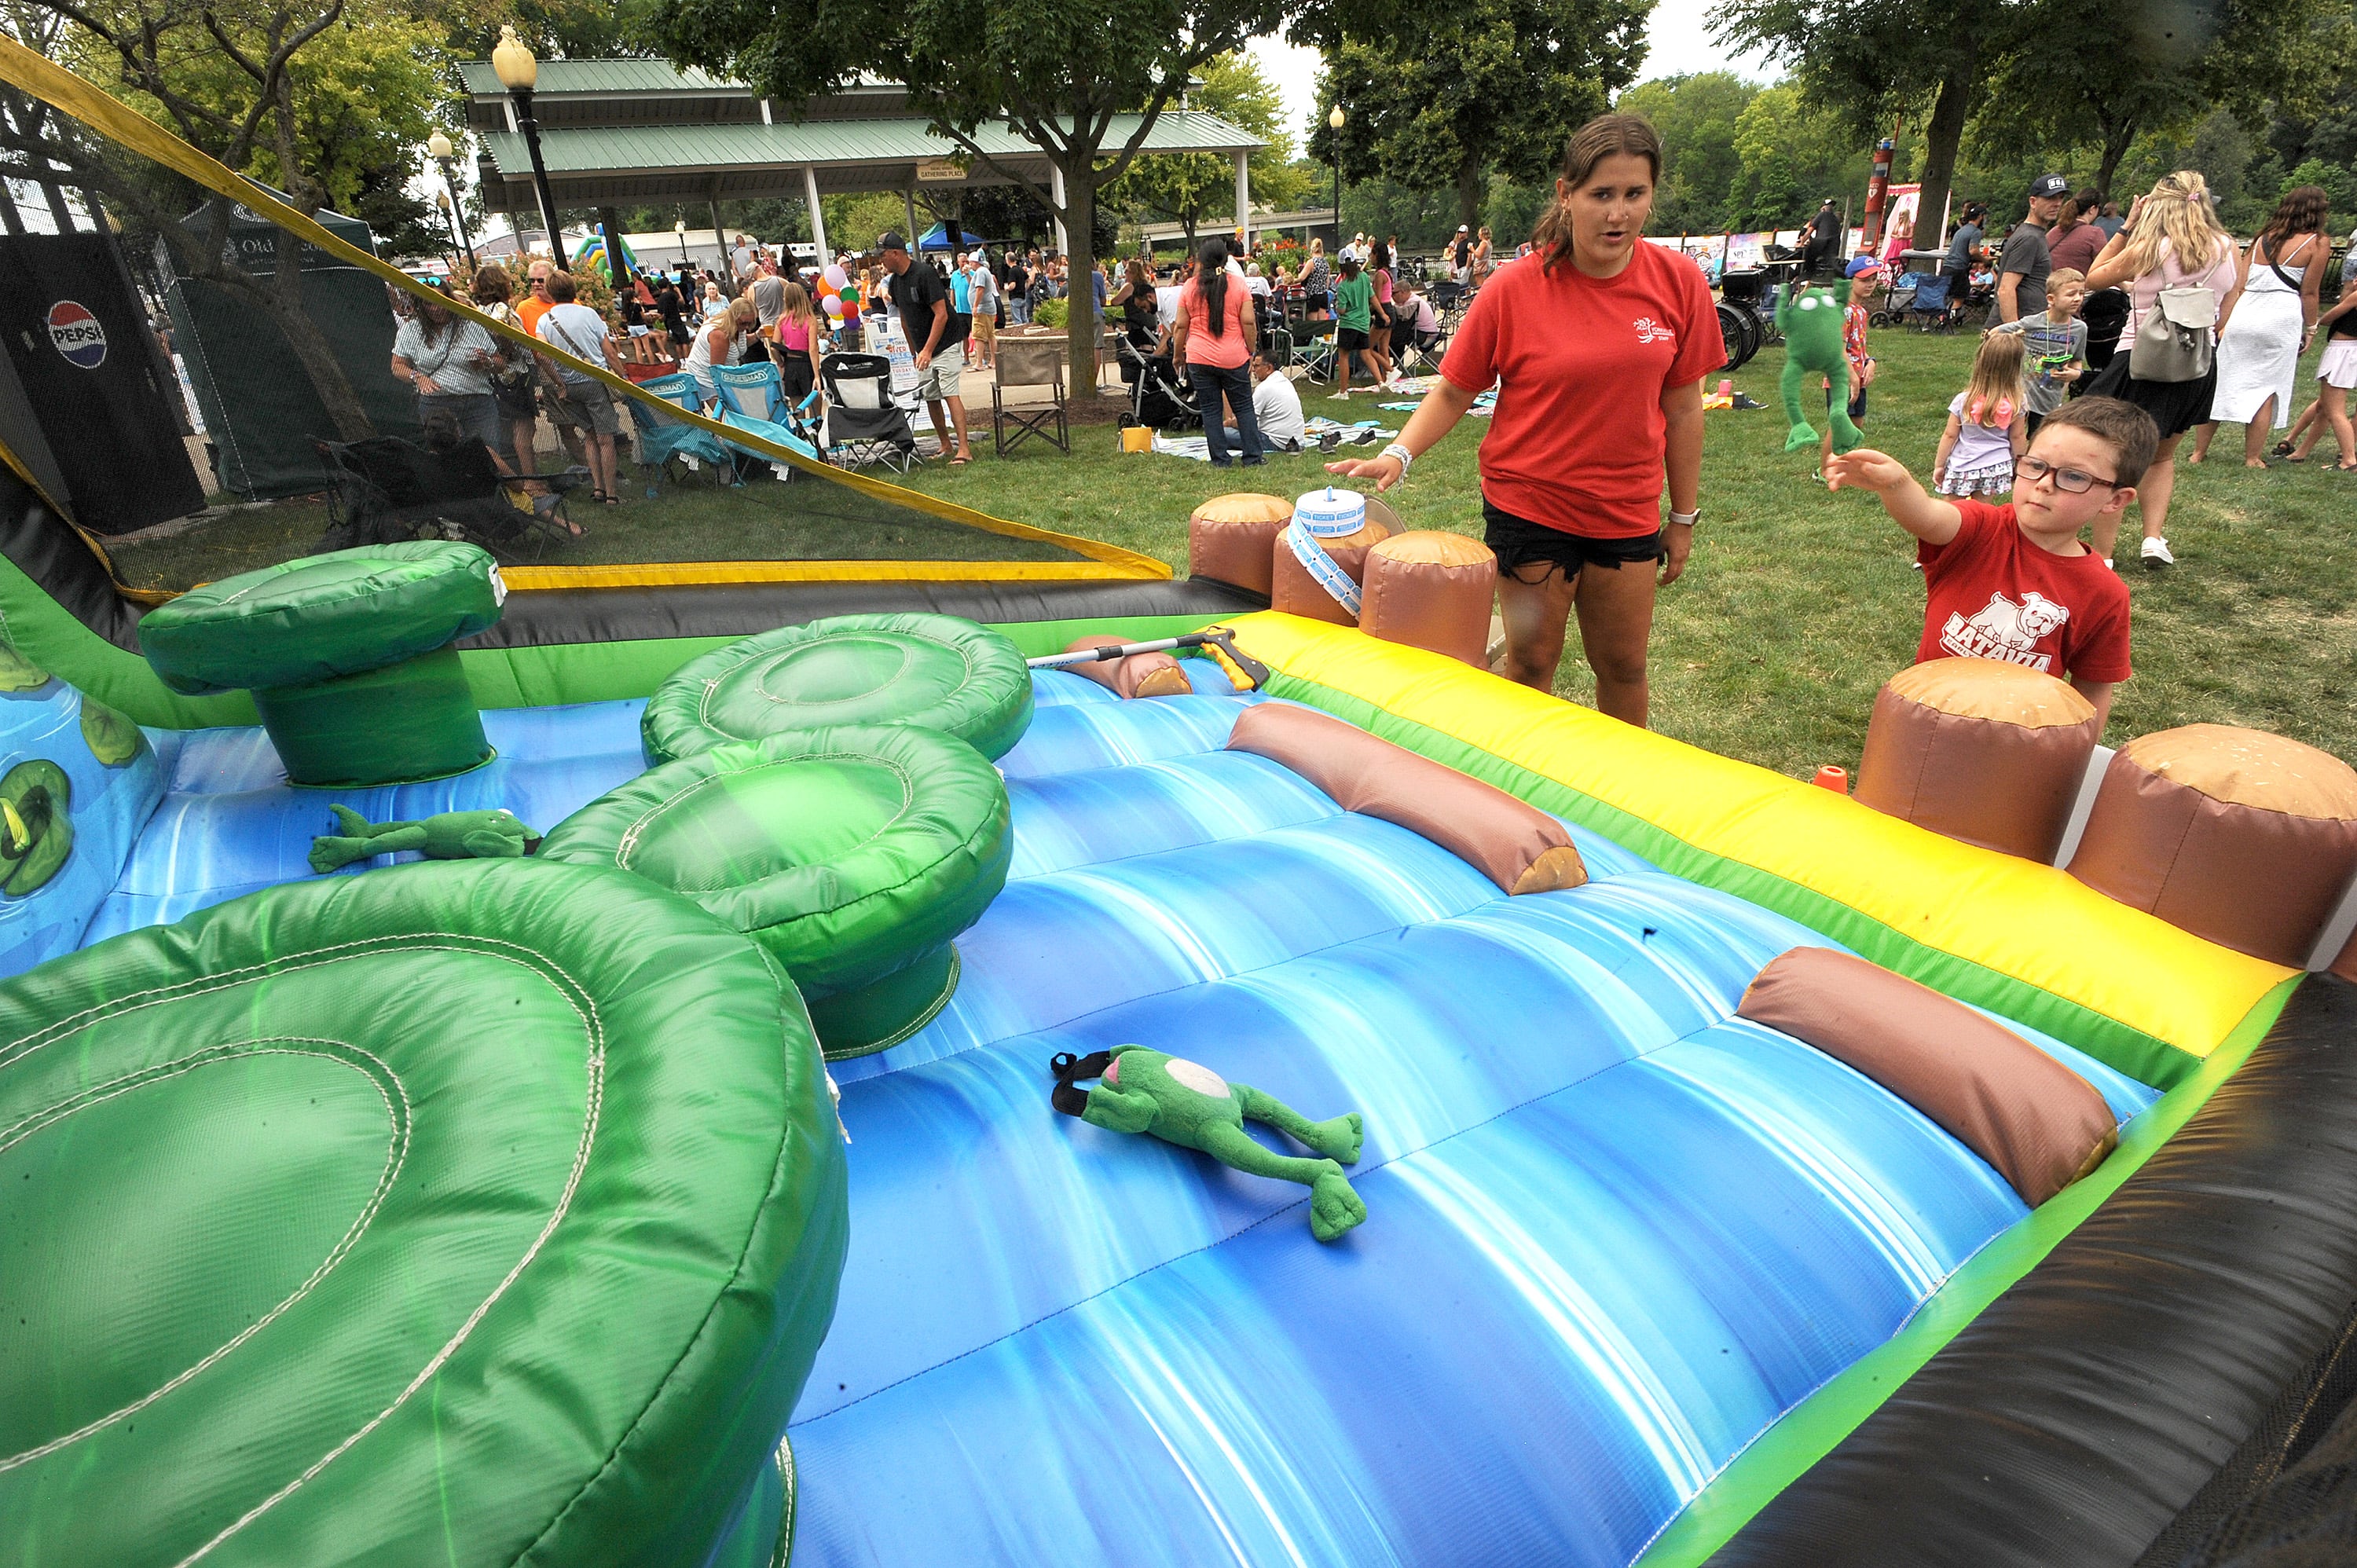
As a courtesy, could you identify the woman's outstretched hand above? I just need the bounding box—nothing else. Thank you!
[1326,454,1404,491]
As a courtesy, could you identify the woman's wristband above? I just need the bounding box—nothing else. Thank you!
[1667,507,1699,528]
[1380,441,1414,475]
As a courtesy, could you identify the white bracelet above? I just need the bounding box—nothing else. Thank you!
[1381,441,1414,474]
[1668,507,1699,527]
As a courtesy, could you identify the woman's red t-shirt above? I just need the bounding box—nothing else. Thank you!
[1442,243,1721,537]
[1180,277,1251,369]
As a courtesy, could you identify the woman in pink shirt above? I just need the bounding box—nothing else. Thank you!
[1171,237,1263,467]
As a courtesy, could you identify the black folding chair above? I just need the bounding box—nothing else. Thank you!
[819,353,920,473]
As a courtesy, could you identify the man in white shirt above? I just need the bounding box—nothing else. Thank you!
[1232,350,1303,451]
[729,234,755,283]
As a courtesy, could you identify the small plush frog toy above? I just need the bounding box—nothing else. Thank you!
[1050,1046,1368,1241]
[1776,277,1862,456]
[309,804,541,874]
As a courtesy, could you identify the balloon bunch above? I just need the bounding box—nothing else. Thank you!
[816,262,860,322]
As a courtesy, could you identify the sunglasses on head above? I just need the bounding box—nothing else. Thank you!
[419,274,446,287]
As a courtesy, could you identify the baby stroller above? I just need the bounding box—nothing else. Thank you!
[819,353,919,473]
[1116,332,1200,430]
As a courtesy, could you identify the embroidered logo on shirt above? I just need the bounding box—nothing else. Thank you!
[1940,591,2070,672]
[1633,316,1676,345]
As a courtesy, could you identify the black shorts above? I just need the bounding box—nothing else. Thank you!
[1336,326,1369,351]
[1483,501,1665,582]
[1306,291,1330,314]
[1824,382,1868,420]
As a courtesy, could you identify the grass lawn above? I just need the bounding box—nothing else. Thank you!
[110,332,2356,778]
[882,335,2357,779]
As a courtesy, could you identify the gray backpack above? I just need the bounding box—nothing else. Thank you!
[2128,251,2219,383]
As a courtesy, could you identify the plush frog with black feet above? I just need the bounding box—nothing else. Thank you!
[309,804,541,874]
[1051,1046,1368,1241]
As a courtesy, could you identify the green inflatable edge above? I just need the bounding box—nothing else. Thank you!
[541,724,1011,1058]
[137,542,504,696]
[0,857,847,1567]
[640,612,1034,766]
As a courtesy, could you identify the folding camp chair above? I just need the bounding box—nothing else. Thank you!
[1292,318,1336,384]
[709,361,822,478]
[819,353,920,474]
[629,372,732,483]
[314,434,587,564]
[992,337,1069,456]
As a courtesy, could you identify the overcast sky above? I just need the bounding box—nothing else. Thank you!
[1247,0,1779,149]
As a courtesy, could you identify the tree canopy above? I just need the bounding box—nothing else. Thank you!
[1319,0,1651,229]
[1104,53,1310,248]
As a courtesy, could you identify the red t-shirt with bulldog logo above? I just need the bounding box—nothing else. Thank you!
[1916,500,2132,683]
[1442,243,1720,537]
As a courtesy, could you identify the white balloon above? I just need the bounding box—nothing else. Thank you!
[823,264,849,290]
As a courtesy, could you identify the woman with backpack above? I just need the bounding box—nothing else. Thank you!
[2082,170,2238,570]
[2190,186,2329,470]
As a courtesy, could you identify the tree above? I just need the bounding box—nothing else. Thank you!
[1714,0,2000,257]
[1104,52,1309,249]
[651,0,1288,398]
[1320,0,1651,230]
[2,0,423,437]
[1724,83,1869,231]
[1970,0,2354,199]
[1616,72,1758,236]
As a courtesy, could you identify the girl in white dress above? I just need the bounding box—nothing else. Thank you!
[2193,186,2329,468]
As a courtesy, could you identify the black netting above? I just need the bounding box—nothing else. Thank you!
[0,94,1098,590]
[2143,1293,2357,1568]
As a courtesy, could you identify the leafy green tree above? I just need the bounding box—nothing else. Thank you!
[1320,0,1651,230]
[651,0,1289,397]
[1105,53,1310,248]
[1724,83,1868,231]
[1616,71,1758,236]
[1969,0,2354,199]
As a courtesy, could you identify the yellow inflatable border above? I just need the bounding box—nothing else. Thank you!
[1228,613,2293,1086]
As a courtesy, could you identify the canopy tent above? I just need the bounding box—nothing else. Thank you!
[917,223,1002,253]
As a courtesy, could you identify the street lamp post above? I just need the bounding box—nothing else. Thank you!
[426,129,477,273]
[1328,105,1345,255]
[675,218,690,268]
[492,27,563,262]
[434,191,465,269]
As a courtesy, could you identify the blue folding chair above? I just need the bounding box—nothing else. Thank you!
[709,361,821,478]
[629,373,732,482]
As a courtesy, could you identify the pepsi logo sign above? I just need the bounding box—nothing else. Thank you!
[46,302,105,369]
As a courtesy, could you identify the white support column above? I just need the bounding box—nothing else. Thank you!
[1050,163,1068,255]
[1234,150,1250,251]
[802,164,828,264]
[904,186,919,247]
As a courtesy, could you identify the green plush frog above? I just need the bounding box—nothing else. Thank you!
[309,804,541,874]
[1051,1046,1368,1241]
[1776,279,1862,456]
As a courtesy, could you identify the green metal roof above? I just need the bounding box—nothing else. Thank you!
[456,60,747,97]
[478,111,1259,176]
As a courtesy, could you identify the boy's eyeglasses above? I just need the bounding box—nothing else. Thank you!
[2015,456,2121,493]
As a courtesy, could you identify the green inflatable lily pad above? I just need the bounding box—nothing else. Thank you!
[640,613,1033,765]
[0,645,48,693]
[544,724,1011,1056]
[78,697,145,766]
[0,759,71,896]
[137,542,504,696]
[0,859,847,1564]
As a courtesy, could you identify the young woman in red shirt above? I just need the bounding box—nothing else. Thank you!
[1328,113,1717,727]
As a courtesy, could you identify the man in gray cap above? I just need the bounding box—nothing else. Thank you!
[878,229,973,464]
[1989,174,2070,326]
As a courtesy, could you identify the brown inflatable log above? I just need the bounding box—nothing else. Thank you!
[1058,636,1193,699]
[1187,493,1291,597]
[1228,702,1585,893]
[1736,946,2117,1207]
[1268,518,1395,626]
[2067,724,2357,967]
[1854,658,2101,863]
[1359,531,1498,667]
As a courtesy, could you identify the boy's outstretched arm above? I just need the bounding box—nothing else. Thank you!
[1824,448,1963,545]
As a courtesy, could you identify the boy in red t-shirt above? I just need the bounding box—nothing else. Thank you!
[1824,396,2157,727]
